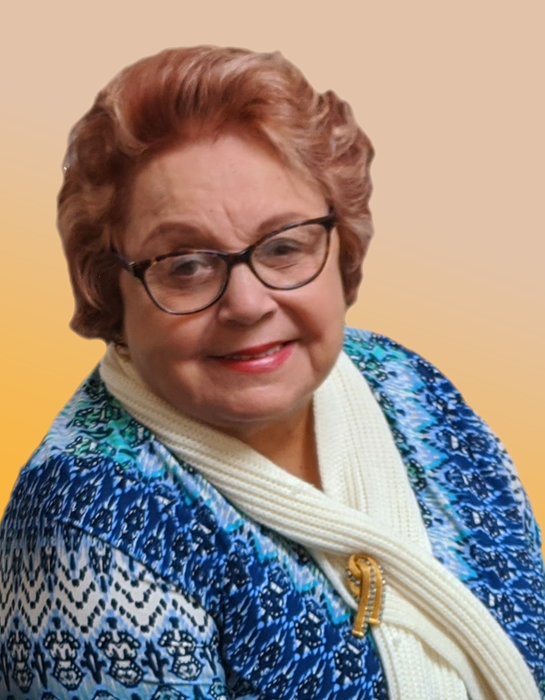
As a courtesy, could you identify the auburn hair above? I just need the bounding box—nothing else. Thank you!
[57,46,374,342]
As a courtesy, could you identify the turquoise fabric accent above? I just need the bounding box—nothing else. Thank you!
[1,328,543,699]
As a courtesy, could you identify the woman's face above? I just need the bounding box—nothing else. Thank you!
[119,130,347,441]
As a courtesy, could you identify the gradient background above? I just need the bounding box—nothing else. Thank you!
[1,2,543,541]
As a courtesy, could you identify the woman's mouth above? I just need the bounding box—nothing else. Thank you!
[222,343,285,361]
[212,341,294,373]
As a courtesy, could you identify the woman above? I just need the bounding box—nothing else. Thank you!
[0,46,543,700]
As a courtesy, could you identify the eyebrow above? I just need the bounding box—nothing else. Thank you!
[140,210,324,252]
[141,222,214,251]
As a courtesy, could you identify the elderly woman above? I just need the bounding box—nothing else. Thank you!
[0,46,543,700]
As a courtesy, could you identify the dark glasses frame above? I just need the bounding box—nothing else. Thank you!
[114,208,337,315]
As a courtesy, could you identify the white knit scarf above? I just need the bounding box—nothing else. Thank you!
[100,345,540,700]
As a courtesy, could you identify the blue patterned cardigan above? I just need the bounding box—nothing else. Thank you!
[1,328,544,700]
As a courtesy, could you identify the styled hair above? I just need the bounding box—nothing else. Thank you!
[58,46,374,342]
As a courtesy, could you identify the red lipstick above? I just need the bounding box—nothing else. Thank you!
[212,341,294,373]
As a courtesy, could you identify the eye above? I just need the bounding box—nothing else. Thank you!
[265,237,303,256]
[170,254,212,277]
[255,225,322,269]
[151,253,221,289]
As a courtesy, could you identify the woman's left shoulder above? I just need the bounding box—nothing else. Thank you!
[343,326,462,395]
[343,326,496,433]
[342,325,543,567]
[342,325,524,490]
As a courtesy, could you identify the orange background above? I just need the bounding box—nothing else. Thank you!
[1,2,543,541]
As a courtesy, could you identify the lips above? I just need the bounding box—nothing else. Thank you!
[219,342,286,361]
[211,341,294,373]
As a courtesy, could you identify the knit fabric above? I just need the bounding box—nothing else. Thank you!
[100,335,539,700]
[0,328,543,700]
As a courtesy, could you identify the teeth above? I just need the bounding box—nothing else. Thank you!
[225,344,283,361]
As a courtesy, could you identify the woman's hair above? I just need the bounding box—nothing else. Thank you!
[58,46,374,342]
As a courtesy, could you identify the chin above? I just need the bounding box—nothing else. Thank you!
[200,389,313,436]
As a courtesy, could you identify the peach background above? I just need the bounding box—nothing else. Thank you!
[1,2,543,542]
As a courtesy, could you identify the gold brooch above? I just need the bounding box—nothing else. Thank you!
[346,554,385,637]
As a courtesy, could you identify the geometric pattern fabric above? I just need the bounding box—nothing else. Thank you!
[1,328,543,699]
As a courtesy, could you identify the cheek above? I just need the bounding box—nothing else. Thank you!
[125,315,201,367]
[281,241,346,346]
[319,248,348,320]
[120,277,191,361]
[297,268,346,360]
[319,257,348,346]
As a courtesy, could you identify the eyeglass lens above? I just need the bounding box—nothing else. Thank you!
[144,220,330,314]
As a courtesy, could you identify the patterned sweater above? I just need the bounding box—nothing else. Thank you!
[1,328,544,700]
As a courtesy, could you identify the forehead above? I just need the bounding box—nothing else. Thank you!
[123,131,326,256]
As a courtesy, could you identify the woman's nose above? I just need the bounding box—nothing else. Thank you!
[216,262,278,325]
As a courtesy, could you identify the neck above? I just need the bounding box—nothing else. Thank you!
[223,404,321,489]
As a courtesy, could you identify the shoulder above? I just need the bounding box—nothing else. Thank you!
[342,326,503,443]
[343,326,460,394]
[3,369,161,539]
[342,326,543,574]
[341,326,535,513]
[0,373,235,696]
[2,370,234,592]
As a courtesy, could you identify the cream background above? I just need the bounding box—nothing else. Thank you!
[1,1,543,539]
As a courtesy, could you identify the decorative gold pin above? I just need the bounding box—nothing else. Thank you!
[346,554,385,637]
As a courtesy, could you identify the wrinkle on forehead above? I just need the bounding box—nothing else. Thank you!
[122,131,327,258]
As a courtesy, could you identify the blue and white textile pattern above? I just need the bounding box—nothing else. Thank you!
[1,328,544,699]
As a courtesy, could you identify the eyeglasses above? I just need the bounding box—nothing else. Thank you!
[115,209,336,315]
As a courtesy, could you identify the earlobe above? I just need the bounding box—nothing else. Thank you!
[113,319,130,356]
[114,341,130,358]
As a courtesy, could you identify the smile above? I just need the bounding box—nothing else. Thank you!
[221,343,286,361]
[212,342,294,373]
